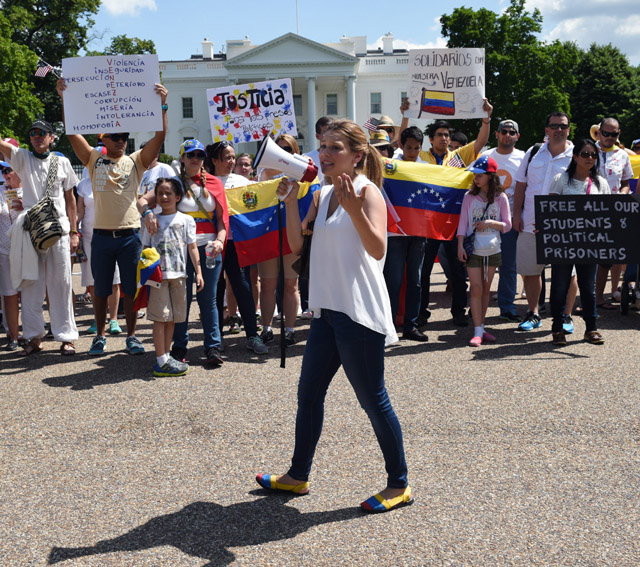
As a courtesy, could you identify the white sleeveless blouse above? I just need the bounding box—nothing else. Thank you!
[309,175,398,345]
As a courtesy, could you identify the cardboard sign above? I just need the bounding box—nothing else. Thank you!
[404,48,486,120]
[535,194,640,264]
[206,79,297,144]
[61,54,162,134]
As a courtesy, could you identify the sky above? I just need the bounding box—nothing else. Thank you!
[89,0,640,65]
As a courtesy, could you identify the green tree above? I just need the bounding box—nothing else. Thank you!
[569,44,636,142]
[620,65,640,148]
[86,34,156,56]
[0,12,43,140]
[439,0,581,149]
[2,0,101,129]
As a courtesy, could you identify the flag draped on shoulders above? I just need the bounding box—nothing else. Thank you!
[227,178,320,268]
[382,159,473,240]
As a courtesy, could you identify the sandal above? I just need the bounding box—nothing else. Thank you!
[60,342,76,356]
[361,486,414,513]
[597,301,617,311]
[19,340,43,357]
[255,473,310,495]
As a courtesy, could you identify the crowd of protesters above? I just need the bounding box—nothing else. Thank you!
[1,85,638,370]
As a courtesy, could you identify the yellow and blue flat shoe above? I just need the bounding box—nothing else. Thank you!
[256,473,310,495]
[361,486,414,513]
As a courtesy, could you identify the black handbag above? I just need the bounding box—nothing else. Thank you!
[291,220,314,279]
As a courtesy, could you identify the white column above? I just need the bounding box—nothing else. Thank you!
[346,75,356,121]
[307,76,317,150]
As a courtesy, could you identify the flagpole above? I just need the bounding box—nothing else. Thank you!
[277,199,286,368]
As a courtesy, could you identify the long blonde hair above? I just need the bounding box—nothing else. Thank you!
[322,119,383,187]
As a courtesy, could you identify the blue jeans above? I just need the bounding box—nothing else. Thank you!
[91,230,141,297]
[497,227,518,315]
[218,240,258,338]
[173,244,223,350]
[421,237,468,317]
[551,264,598,333]
[288,309,408,488]
[383,236,425,332]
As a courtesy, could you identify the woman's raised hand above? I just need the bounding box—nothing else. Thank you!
[334,173,365,216]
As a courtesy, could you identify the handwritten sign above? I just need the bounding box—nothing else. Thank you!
[61,54,162,134]
[535,195,640,264]
[404,48,485,120]
[206,79,297,144]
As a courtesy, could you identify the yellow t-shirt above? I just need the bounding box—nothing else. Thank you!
[88,149,146,230]
[419,140,478,167]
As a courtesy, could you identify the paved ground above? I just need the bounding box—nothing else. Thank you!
[1,270,639,566]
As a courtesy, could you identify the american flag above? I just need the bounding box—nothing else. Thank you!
[34,61,55,78]
[363,117,380,132]
[448,152,466,168]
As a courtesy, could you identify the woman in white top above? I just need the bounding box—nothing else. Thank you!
[256,119,412,513]
[548,139,610,346]
[0,162,23,350]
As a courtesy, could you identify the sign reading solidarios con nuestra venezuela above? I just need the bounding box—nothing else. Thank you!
[207,79,297,144]
[61,54,162,134]
[404,48,486,120]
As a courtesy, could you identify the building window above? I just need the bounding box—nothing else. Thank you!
[326,93,338,116]
[126,138,136,154]
[293,94,302,116]
[370,92,382,114]
[182,97,194,119]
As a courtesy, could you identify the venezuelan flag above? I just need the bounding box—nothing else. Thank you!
[227,179,320,268]
[421,89,455,116]
[629,154,640,194]
[382,159,473,240]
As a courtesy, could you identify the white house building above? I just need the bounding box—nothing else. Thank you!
[129,33,412,157]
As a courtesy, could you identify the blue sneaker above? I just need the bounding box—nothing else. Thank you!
[153,357,188,377]
[87,320,97,334]
[562,314,574,334]
[89,335,107,355]
[518,312,542,331]
[109,319,122,335]
[125,335,145,355]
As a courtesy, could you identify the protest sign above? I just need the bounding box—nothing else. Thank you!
[207,79,297,144]
[535,194,640,264]
[61,54,162,134]
[404,48,485,120]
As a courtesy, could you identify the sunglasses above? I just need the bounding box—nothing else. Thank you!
[380,127,395,134]
[105,134,129,142]
[579,151,597,159]
[547,123,569,130]
[279,145,294,154]
[186,151,206,160]
[1,168,12,175]
[29,129,49,137]
[499,130,517,136]
[600,129,619,138]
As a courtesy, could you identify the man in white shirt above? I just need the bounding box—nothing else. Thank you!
[480,119,525,322]
[0,121,79,355]
[594,117,634,308]
[138,141,176,197]
[512,111,573,331]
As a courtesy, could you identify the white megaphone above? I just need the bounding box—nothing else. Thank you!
[253,136,318,183]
